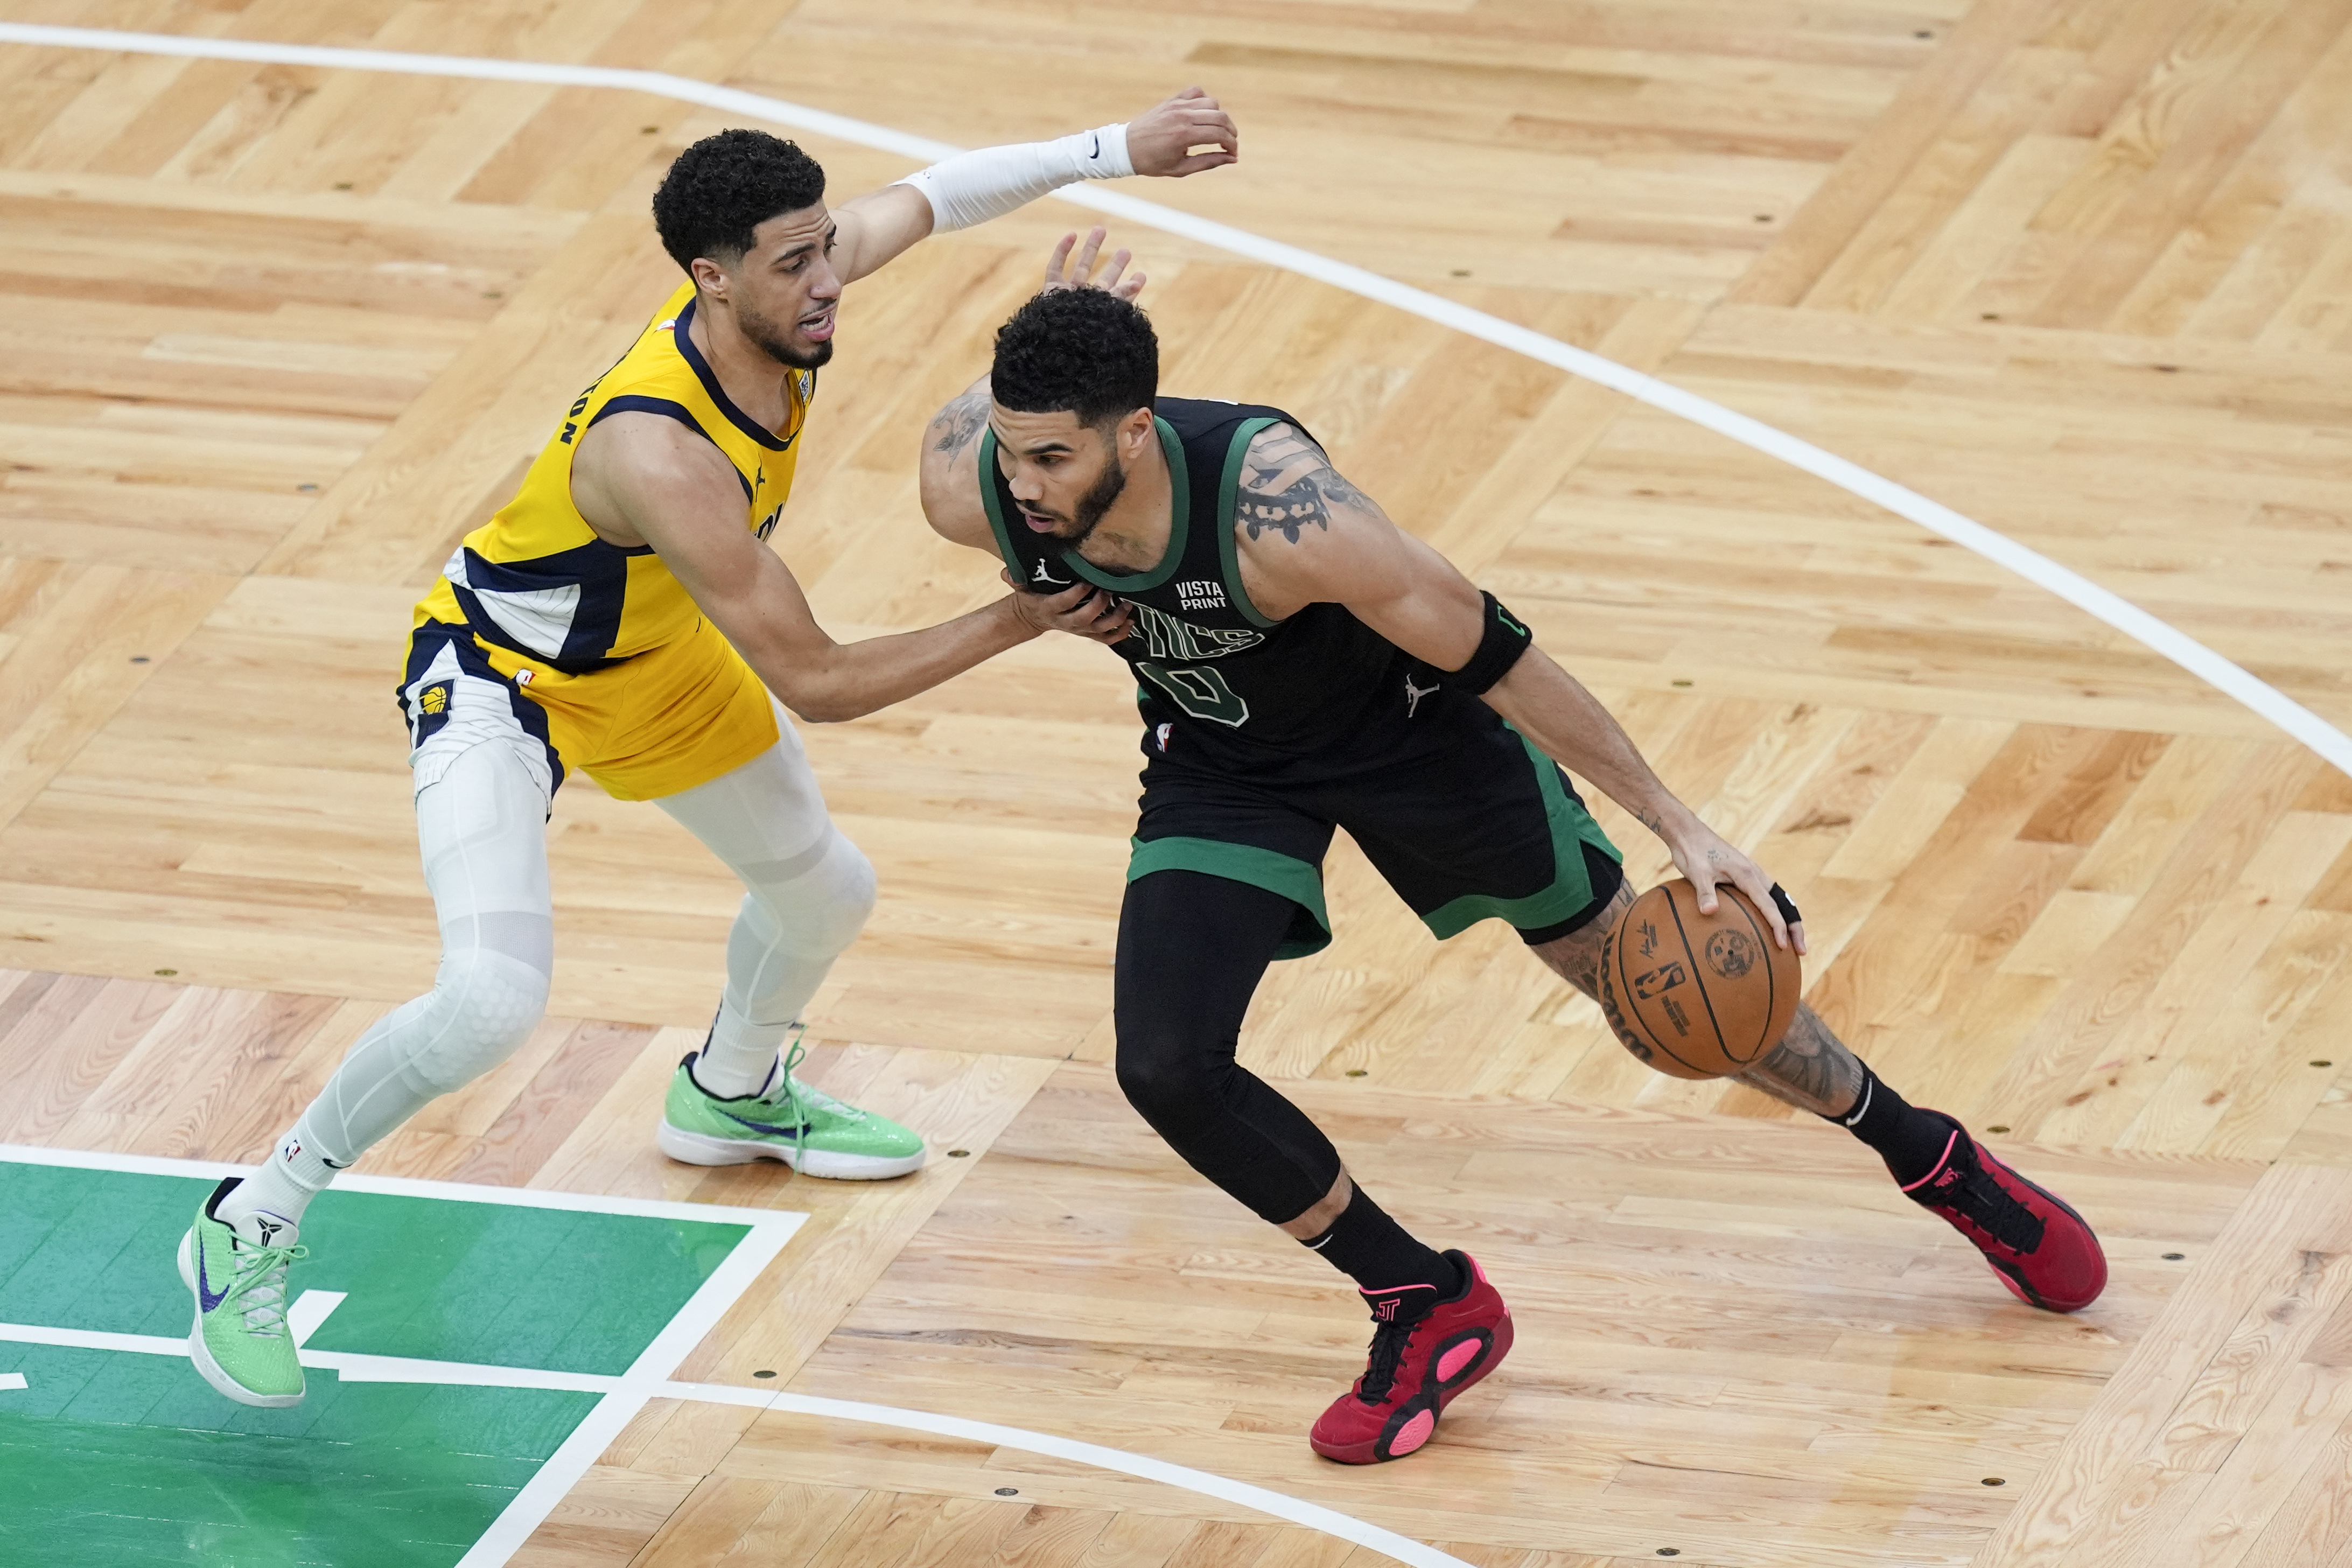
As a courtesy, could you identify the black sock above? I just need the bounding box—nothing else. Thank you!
[1823,1064,1961,1189]
[1300,1186,1461,1300]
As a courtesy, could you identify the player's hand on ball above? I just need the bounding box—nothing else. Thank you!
[1007,573,1132,645]
[1125,86,1239,177]
[1658,812,1807,955]
[1045,228,1144,300]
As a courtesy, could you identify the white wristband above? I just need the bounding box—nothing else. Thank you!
[897,123,1133,234]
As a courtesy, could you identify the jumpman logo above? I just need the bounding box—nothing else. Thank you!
[1032,559,1069,587]
[1404,674,1439,717]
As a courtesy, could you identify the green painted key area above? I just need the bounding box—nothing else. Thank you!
[0,1159,761,1568]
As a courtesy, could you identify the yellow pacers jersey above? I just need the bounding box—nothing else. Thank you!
[415,279,811,665]
[406,280,811,801]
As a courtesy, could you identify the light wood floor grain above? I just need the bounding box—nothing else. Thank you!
[7,1,2352,1563]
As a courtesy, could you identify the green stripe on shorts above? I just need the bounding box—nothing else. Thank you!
[1126,835,1333,959]
[1419,732,1623,941]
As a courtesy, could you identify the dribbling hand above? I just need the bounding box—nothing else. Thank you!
[1657,813,1808,956]
[1007,573,1132,646]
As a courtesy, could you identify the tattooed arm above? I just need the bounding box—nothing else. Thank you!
[1232,424,1485,656]
[919,376,996,551]
[1242,425,1801,950]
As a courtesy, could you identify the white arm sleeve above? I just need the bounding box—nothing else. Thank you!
[895,124,1133,234]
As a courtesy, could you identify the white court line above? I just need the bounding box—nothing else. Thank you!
[1,1145,1469,1565]
[2,19,2344,778]
[0,1373,25,1391]
[0,1140,800,1228]
[0,1315,1474,1568]
[0,1142,806,1565]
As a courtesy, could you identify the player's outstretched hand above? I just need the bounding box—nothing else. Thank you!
[1126,86,1238,177]
[1657,813,1808,956]
[1044,227,1144,299]
[1006,573,1132,645]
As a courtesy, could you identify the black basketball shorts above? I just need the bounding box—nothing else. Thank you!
[1127,717,1625,961]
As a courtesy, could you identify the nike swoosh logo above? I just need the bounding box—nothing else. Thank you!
[197,1248,228,1312]
[723,1112,810,1139]
[1089,134,1101,159]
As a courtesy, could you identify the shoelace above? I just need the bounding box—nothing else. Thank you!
[1357,1313,1422,1405]
[747,1029,865,1131]
[223,1241,310,1338]
[1931,1157,2045,1254]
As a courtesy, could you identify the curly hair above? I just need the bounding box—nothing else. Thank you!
[652,129,827,272]
[991,288,1159,428]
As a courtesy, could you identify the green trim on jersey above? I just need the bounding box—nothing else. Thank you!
[1215,416,1283,629]
[1127,835,1333,959]
[978,418,1192,594]
[1419,730,1623,940]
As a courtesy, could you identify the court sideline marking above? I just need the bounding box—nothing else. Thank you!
[1,1142,807,1568]
[0,1144,1473,1568]
[3,20,2344,780]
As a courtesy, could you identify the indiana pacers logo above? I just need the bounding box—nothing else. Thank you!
[419,683,450,716]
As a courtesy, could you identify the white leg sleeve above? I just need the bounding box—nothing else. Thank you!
[299,740,556,1164]
[656,703,875,1095]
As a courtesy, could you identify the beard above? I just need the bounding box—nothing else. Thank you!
[737,296,835,370]
[1047,454,1130,545]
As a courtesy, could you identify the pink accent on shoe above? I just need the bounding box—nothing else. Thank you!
[1900,1130,1962,1193]
[1357,1282,1439,1298]
[1388,1408,1436,1456]
[1436,1339,1482,1382]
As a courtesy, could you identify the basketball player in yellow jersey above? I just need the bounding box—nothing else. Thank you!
[175,99,1224,1408]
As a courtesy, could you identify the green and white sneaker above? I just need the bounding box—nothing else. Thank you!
[176,1177,307,1408]
[657,1035,926,1179]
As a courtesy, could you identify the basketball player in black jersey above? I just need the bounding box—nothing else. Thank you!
[917,236,2108,1466]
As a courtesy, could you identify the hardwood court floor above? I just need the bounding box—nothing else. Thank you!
[6,0,2352,1563]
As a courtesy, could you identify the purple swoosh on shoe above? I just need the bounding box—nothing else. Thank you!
[723,1112,809,1139]
[197,1243,228,1312]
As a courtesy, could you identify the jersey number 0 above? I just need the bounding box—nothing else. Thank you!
[1138,662,1250,727]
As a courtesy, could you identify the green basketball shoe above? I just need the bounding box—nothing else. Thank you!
[177,1177,307,1408]
[657,1035,926,1179]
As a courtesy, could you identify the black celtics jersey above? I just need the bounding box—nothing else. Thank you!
[980,397,1448,777]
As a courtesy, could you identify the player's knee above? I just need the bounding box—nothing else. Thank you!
[1113,1033,1224,1136]
[750,833,876,956]
[405,946,550,1091]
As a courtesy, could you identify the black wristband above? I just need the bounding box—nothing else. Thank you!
[1445,592,1534,695]
[1768,883,1803,928]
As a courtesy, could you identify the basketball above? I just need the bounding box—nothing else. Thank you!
[1598,880,1801,1079]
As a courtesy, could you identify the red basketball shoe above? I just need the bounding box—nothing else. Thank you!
[1309,1251,1513,1464]
[1906,1114,2106,1313]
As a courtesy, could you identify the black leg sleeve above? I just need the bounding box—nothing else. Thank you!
[1114,870,1346,1226]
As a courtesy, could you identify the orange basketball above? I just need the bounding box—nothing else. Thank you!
[1598,879,1801,1080]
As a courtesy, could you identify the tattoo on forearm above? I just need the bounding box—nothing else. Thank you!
[1237,426,1377,544]
[929,391,990,454]
[1735,1008,1864,1117]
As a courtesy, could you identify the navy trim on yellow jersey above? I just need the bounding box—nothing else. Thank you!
[588,394,704,435]
[673,298,797,453]
[585,393,757,503]
[453,542,642,673]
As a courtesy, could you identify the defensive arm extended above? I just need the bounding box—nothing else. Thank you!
[827,89,1239,284]
[1236,427,1803,950]
[572,413,1111,723]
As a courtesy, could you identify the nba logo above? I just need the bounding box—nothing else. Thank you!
[1156,723,1173,752]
